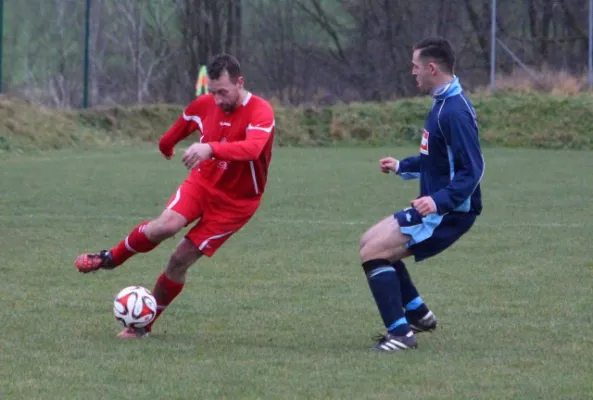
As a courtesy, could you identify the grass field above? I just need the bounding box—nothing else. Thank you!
[1,145,592,399]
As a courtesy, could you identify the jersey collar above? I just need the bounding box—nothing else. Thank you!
[241,91,252,106]
[432,76,462,101]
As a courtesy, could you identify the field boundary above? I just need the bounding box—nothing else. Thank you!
[1,91,593,153]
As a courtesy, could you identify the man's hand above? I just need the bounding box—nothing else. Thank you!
[411,196,437,217]
[182,143,213,170]
[379,157,399,174]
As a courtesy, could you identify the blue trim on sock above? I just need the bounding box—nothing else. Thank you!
[405,296,424,311]
[369,266,395,278]
[387,317,408,331]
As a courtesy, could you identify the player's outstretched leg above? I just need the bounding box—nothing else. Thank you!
[74,210,188,273]
[359,216,417,352]
[392,260,438,333]
[119,238,202,338]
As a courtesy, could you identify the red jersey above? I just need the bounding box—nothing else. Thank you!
[158,92,275,200]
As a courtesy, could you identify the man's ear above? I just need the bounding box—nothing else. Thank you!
[428,62,437,76]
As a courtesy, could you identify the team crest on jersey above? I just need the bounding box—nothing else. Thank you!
[420,129,429,155]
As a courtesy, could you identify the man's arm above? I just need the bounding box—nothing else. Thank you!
[158,98,206,158]
[430,110,484,214]
[396,156,421,180]
[209,107,274,161]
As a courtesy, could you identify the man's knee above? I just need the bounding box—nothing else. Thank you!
[359,241,376,263]
[359,218,384,252]
[360,243,410,264]
[359,229,387,263]
[146,210,187,241]
[358,216,411,263]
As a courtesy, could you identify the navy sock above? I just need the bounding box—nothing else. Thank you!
[362,259,410,336]
[392,260,430,321]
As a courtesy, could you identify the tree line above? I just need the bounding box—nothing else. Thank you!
[1,0,591,108]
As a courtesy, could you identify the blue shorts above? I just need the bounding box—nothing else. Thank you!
[394,208,477,262]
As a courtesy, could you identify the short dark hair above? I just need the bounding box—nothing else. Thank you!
[207,53,242,81]
[413,37,455,74]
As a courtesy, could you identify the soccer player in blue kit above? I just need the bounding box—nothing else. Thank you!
[359,37,485,352]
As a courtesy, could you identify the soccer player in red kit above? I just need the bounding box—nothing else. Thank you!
[74,53,275,338]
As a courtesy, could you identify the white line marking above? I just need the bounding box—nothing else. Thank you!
[0,213,586,228]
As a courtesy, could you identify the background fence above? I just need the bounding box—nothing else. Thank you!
[0,0,591,109]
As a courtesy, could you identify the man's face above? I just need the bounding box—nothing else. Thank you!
[208,72,244,113]
[412,49,435,93]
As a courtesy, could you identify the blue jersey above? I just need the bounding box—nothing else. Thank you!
[397,76,484,216]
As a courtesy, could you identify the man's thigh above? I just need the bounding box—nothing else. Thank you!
[164,180,205,225]
[185,200,260,257]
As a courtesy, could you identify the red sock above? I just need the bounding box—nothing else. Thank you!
[110,221,158,266]
[145,272,184,332]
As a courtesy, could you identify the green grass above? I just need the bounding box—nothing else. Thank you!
[1,146,592,399]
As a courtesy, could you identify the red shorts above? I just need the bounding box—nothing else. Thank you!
[164,179,260,257]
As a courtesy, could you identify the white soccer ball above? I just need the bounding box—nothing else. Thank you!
[113,286,157,328]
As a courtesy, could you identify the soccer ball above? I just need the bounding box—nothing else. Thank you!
[113,286,157,328]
